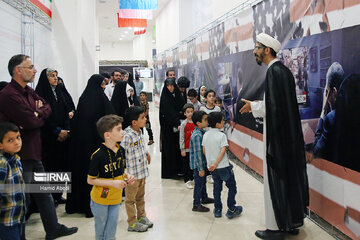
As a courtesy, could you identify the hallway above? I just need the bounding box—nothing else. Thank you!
[25,102,333,240]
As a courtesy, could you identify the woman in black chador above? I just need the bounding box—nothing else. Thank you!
[160,78,185,179]
[35,68,71,204]
[57,76,76,116]
[65,74,115,217]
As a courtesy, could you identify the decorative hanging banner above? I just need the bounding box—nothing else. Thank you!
[118,9,153,19]
[119,0,158,10]
[134,28,146,35]
[29,0,52,18]
[117,14,147,28]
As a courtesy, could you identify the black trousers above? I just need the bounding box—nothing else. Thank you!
[182,152,194,183]
[21,160,59,238]
[146,117,153,141]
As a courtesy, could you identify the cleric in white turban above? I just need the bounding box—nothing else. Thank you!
[256,33,281,53]
[240,33,309,239]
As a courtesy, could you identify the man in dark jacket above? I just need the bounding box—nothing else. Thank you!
[0,54,78,240]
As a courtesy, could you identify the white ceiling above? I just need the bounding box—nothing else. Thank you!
[97,0,170,42]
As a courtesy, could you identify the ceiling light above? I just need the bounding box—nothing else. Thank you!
[119,38,122,40]
[128,27,132,29]
[121,35,125,37]
[124,31,128,34]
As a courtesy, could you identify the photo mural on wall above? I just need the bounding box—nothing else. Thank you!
[154,1,360,237]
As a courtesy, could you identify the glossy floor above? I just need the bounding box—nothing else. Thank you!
[25,102,333,240]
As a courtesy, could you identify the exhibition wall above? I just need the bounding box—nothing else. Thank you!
[154,0,360,238]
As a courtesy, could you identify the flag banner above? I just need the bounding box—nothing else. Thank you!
[154,1,360,239]
[134,28,146,35]
[29,0,52,18]
[117,14,147,28]
[118,9,153,19]
[119,0,158,10]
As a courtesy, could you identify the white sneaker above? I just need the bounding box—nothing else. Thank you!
[185,181,194,189]
[207,175,214,184]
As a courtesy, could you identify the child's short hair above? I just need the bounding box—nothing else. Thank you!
[204,89,215,98]
[207,112,223,128]
[139,91,147,96]
[0,122,20,143]
[192,111,207,127]
[187,88,198,97]
[183,103,194,112]
[215,97,222,104]
[96,114,123,140]
[125,106,145,126]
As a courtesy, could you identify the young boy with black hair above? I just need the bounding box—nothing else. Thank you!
[189,111,214,212]
[139,91,154,145]
[0,122,25,240]
[199,90,221,114]
[187,89,202,111]
[202,112,243,219]
[179,104,196,189]
[87,115,135,240]
[199,89,221,184]
[121,106,153,232]
[215,97,229,121]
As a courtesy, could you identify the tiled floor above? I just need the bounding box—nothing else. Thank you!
[26,102,333,239]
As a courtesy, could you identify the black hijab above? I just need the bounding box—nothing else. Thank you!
[159,78,185,129]
[57,76,75,112]
[334,74,360,171]
[111,80,129,118]
[126,72,140,106]
[66,74,115,215]
[35,68,59,109]
[0,81,8,92]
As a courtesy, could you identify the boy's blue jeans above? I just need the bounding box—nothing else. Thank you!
[0,223,23,240]
[193,169,208,206]
[211,165,237,211]
[90,200,120,240]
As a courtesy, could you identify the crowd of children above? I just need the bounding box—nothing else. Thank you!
[0,85,239,239]
[178,87,242,219]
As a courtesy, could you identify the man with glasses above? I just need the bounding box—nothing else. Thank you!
[240,34,309,239]
[104,70,121,100]
[0,54,78,239]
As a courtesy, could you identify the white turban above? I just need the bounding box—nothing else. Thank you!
[256,33,281,53]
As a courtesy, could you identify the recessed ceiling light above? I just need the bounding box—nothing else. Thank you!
[124,31,128,34]
[152,40,155,43]
[128,27,132,29]
[119,38,122,40]
[121,35,125,37]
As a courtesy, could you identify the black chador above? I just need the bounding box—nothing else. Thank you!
[159,78,185,179]
[264,61,309,231]
[65,74,115,217]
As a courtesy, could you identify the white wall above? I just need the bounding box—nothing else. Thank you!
[133,27,153,66]
[155,0,180,53]
[99,41,133,60]
[51,0,98,104]
[0,1,54,84]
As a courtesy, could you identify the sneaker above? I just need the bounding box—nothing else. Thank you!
[127,222,148,232]
[207,175,214,184]
[226,206,243,219]
[192,205,210,212]
[185,181,194,189]
[45,224,78,240]
[148,140,154,145]
[138,216,153,228]
[213,208,222,218]
[201,197,215,204]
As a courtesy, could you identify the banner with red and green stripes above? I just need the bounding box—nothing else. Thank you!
[29,0,52,18]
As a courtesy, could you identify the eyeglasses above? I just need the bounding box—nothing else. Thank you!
[254,46,266,50]
[18,65,35,70]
